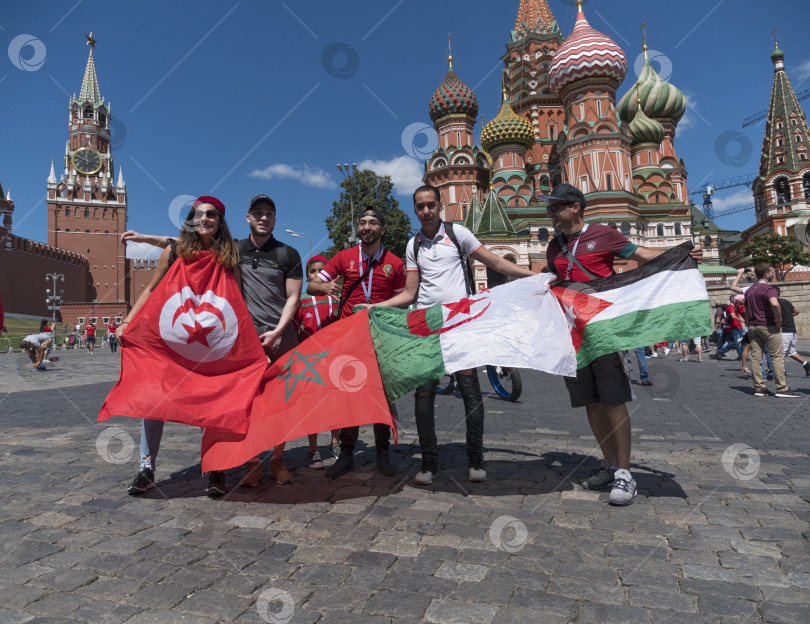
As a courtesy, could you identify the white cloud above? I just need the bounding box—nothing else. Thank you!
[248,163,337,189]
[792,59,810,85]
[358,156,424,196]
[125,242,164,260]
[678,90,699,131]
[708,188,754,212]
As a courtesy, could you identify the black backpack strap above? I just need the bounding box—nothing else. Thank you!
[444,223,475,296]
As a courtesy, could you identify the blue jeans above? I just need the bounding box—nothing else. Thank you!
[139,419,164,471]
[719,328,744,358]
[761,345,774,376]
[634,347,649,382]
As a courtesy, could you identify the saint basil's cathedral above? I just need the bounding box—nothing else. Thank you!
[421,0,809,287]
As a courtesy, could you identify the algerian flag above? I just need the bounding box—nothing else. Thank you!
[368,275,577,400]
[551,242,712,369]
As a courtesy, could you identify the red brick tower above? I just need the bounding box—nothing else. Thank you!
[46,38,128,313]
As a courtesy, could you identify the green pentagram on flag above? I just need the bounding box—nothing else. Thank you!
[277,350,330,402]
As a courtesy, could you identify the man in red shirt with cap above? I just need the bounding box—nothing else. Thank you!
[307,207,405,478]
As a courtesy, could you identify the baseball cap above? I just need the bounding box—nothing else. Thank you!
[359,207,386,226]
[537,183,587,209]
[248,194,276,212]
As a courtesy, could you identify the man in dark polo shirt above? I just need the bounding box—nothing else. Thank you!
[744,264,799,398]
[774,287,810,377]
[541,184,702,505]
[307,207,406,478]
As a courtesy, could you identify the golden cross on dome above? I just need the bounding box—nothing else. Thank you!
[85,32,97,49]
[501,69,508,100]
[770,27,780,47]
[448,32,453,69]
[639,21,648,48]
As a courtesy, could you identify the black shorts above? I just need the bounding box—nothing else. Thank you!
[86,336,95,345]
[741,332,750,345]
[563,352,632,408]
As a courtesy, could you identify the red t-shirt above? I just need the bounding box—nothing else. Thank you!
[318,246,406,317]
[108,323,118,334]
[724,304,743,330]
[546,224,638,282]
[295,293,338,339]
[744,282,778,327]
[85,325,96,337]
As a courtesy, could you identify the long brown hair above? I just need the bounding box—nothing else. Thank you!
[175,207,240,269]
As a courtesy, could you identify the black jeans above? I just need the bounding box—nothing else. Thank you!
[415,372,484,468]
[339,423,391,453]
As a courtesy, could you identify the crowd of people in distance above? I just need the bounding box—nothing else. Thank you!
[20,318,120,370]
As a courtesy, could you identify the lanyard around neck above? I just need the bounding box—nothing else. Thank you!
[312,295,333,328]
[565,224,589,280]
[359,245,384,303]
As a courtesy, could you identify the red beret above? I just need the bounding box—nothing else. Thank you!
[308,255,330,266]
[193,195,226,216]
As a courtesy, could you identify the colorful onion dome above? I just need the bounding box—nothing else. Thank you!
[771,44,785,63]
[628,103,665,146]
[617,47,685,125]
[480,97,535,152]
[429,58,479,122]
[548,3,628,97]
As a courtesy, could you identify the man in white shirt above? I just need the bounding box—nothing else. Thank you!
[368,185,534,484]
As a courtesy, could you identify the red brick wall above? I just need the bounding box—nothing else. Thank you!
[0,234,89,318]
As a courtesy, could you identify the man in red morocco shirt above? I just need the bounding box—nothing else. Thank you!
[307,207,405,478]
[542,184,701,506]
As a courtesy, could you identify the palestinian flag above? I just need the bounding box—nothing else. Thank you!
[551,242,712,369]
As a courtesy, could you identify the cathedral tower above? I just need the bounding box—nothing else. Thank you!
[46,38,128,308]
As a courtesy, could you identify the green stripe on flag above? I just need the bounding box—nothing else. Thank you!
[368,306,446,401]
[577,300,713,368]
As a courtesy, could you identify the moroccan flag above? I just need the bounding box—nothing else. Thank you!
[201,310,395,472]
[369,275,577,400]
[551,242,713,368]
[99,253,266,433]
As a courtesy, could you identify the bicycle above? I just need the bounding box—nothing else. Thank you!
[436,365,523,402]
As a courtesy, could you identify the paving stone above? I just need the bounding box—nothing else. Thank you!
[578,603,651,624]
[758,601,810,624]
[547,576,625,604]
[380,571,456,597]
[70,601,142,623]
[0,584,48,610]
[177,589,253,621]
[434,561,488,582]
[509,588,579,615]
[680,578,763,601]
[23,591,88,617]
[365,590,432,619]
[125,583,192,609]
[696,594,759,618]
[424,599,498,624]
[451,581,514,605]
[26,568,98,592]
[342,565,389,589]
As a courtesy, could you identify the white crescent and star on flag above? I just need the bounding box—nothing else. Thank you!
[158,287,238,362]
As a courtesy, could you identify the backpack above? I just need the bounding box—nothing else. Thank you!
[411,222,475,298]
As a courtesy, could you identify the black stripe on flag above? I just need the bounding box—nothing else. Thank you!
[558,241,696,294]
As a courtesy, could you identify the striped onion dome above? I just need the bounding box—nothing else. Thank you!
[548,4,628,97]
[480,98,535,152]
[628,104,665,146]
[429,65,478,122]
[617,48,685,124]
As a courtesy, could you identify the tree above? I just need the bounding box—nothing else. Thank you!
[323,169,414,260]
[742,232,810,281]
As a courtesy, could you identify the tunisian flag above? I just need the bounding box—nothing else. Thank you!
[99,252,266,434]
[201,310,396,472]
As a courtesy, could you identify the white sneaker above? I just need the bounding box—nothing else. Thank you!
[609,469,637,506]
[774,392,801,398]
[414,468,438,485]
[663,347,671,356]
[649,352,658,358]
[468,466,486,483]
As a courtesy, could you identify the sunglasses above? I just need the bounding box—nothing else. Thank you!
[193,209,220,219]
[546,203,573,214]
[249,210,275,220]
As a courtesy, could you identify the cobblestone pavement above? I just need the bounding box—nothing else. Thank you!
[1,345,809,623]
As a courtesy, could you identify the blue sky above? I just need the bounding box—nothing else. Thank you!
[2,0,809,260]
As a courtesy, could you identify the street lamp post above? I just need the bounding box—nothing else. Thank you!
[337,163,359,248]
[285,229,312,261]
[45,273,65,327]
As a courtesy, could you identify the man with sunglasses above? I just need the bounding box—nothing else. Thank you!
[307,207,406,478]
[541,184,701,506]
